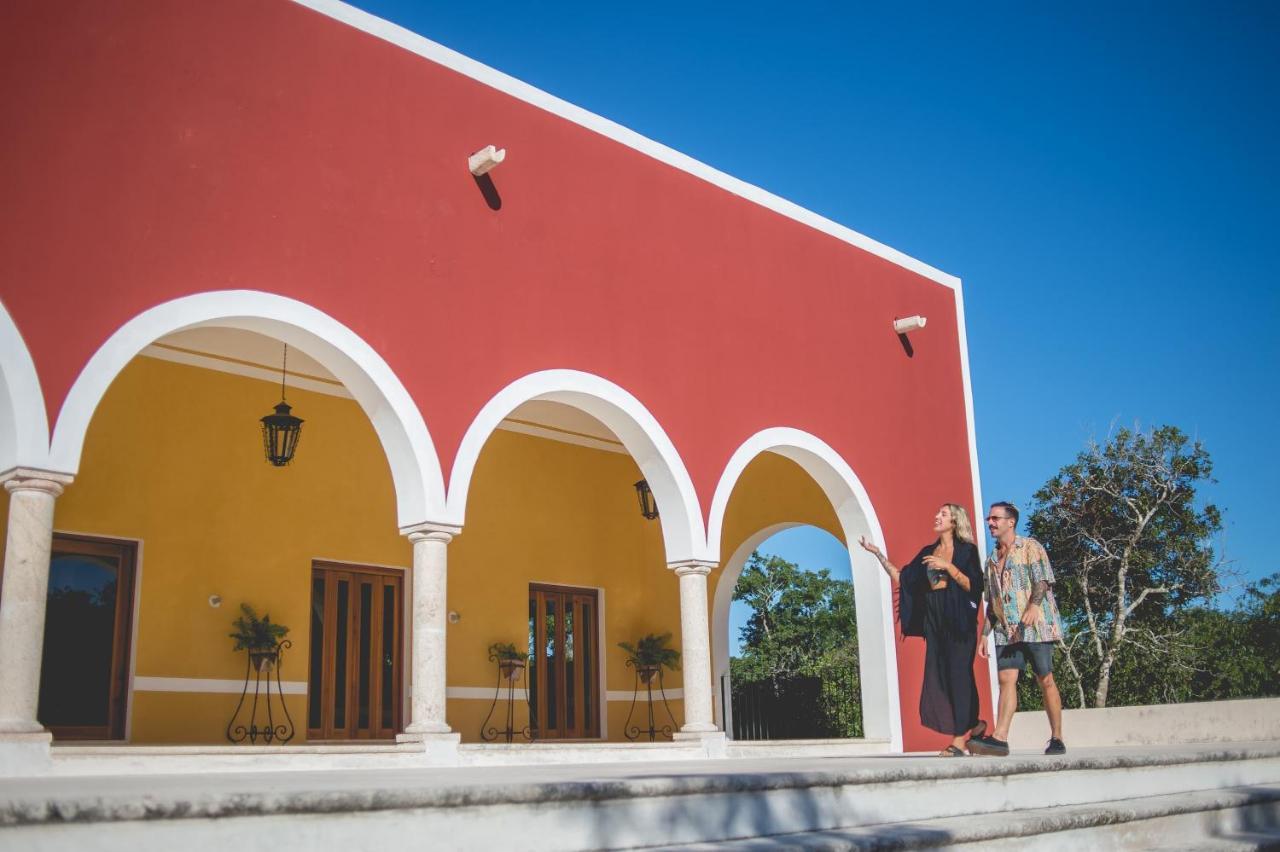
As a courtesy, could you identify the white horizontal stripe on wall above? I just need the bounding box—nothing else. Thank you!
[446,687,684,701]
[607,688,683,701]
[133,676,308,695]
[135,679,685,701]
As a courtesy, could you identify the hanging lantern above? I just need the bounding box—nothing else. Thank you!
[261,344,303,466]
[634,479,659,520]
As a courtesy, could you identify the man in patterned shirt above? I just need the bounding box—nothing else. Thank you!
[969,502,1067,756]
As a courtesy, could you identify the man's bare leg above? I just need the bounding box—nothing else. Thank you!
[992,669,1019,741]
[1037,672,1063,740]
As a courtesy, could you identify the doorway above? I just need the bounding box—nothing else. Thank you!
[38,534,137,740]
[307,562,403,740]
[528,584,600,739]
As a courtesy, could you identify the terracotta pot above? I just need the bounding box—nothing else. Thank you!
[637,664,661,684]
[499,659,525,682]
[250,650,278,673]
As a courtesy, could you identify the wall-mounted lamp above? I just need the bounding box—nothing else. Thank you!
[893,315,927,334]
[261,344,304,466]
[468,145,506,176]
[634,479,659,520]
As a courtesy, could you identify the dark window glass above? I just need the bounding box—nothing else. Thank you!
[38,554,118,727]
[308,576,325,729]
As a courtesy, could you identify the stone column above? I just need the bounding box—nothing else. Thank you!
[398,524,459,741]
[671,560,718,734]
[0,470,71,737]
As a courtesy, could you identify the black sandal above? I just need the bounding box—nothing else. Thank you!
[939,745,967,757]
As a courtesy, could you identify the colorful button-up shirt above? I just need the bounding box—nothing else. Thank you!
[985,536,1065,646]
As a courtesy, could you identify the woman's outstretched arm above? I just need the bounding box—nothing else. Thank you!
[858,536,900,583]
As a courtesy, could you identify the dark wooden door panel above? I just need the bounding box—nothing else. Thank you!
[529,584,599,739]
[308,563,402,741]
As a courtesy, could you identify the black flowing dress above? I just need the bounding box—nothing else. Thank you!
[898,540,984,736]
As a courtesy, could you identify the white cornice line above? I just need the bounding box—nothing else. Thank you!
[498,419,628,455]
[289,0,959,290]
[141,347,627,454]
[140,346,355,399]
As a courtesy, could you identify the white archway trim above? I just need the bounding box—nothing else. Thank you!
[48,290,446,528]
[707,427,903,751]
[447,369,707,563]
[0,298,51,473]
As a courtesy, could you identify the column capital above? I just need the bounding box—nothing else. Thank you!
[669,559,716,577]
[401,521,462,544]
[1,468,73,498]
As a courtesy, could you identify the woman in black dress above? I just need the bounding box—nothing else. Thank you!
[859,504,985,756]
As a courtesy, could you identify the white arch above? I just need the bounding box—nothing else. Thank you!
[447,369,707,563]
[707,427,903,751]
[0,297,51,473]
[48,290,446,528]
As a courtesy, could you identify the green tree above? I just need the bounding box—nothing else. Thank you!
[1027,425,1222,708]
[730,551,861,736]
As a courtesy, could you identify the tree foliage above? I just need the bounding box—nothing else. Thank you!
[730,551,861,737]
[1018,573,1280,710]
[1026,425,1222,707]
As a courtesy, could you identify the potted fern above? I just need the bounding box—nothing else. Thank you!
[229,604,290,673]
[618,632,681,684]
[489,641,527,681]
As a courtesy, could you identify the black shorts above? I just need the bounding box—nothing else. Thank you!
[996,641,1055,677]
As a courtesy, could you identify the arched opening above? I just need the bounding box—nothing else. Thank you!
[709,428,902,751]
[443,372,703,742]
[724,525,861,740]
[20,292,442,744]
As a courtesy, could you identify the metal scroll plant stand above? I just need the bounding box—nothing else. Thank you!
[479,645,535,743]
[226,640,296,744]
[623,661,678,742]
[225,604,295,744]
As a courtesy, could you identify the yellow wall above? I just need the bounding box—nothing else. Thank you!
[9,355,689,743]
[3,356,851,745]
[50,355,408,743]
[712,449,846,590]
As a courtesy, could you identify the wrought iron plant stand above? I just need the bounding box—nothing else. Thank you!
[480,650,536,743]
[225,639,296,744]
[623,661,677,742]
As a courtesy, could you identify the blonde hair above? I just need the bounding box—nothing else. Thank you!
[945,503,975,543]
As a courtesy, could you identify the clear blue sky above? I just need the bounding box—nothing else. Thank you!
[346,1,1279,598]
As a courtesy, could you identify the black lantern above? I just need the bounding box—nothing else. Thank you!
[634,479,659,520]
[261,344,303,466]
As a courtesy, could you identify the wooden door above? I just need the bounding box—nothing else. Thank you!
[38,534,136,740]
[529,584,600,739]
[307,563,403,740]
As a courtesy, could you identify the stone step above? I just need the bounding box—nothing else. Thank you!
[2,743,1278,850]
[656,786,1280,849]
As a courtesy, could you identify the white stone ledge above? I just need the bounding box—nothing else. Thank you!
[1010,696,1280,749]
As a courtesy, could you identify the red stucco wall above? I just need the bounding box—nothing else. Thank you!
[0,0,990,749]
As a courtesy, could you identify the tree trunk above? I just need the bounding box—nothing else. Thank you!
[1094,645,1116,708]
[1060,643,1087,709]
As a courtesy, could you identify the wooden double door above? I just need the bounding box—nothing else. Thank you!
[307,563,403,740]
[37,534,136,740]
[529,584,600,739]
